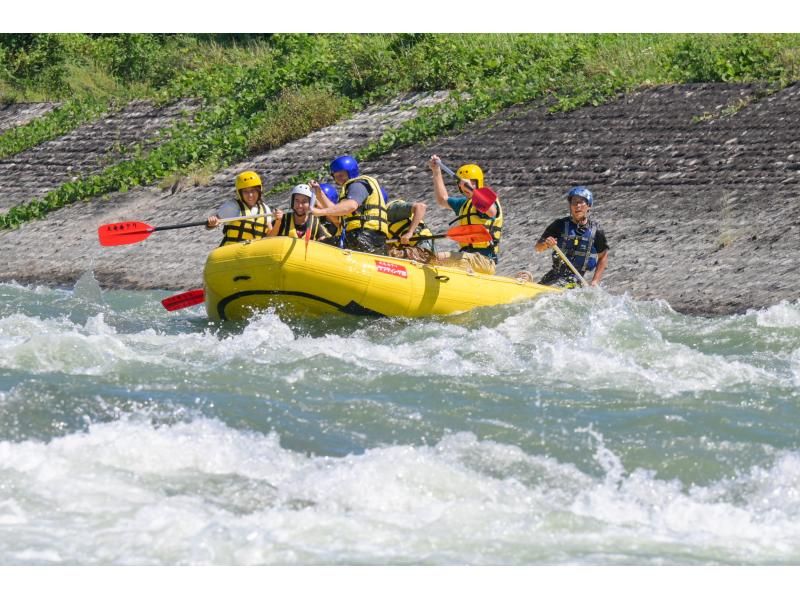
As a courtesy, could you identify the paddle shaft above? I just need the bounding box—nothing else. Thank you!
[386,224,491,245]
[158,212,279,231]
[387,231,454,244]
[154,220,208,232]
[436,159,473,190]
[551,244,589,287]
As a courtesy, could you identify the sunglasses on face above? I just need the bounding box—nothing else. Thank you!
[569,197,588,206]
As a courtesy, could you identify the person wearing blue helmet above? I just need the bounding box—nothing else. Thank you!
[311,180,343,243]
[310,155,389,255]
[319,183,339,205]
[532,186,609,288]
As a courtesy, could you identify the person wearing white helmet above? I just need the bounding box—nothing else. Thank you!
[269,183,332,241]
[530,186,609,288]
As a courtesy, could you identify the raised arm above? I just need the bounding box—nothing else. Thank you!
[429,155,449,208]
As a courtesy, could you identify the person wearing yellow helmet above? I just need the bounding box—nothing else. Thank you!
[207,170,273,246]
[268,183,332,242]
[429,154,503,274]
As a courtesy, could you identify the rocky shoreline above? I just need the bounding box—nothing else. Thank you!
[2,83,798,316]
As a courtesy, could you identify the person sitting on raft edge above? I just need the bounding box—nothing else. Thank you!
[206,170,273,246]
[309,155,389,255]
[429,154,502,275]
[268,183,332,242]
[384,187,437,263]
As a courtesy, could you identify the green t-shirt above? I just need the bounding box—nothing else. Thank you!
[387,199,414,224]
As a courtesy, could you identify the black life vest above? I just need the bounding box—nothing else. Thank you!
[553,218,599,274]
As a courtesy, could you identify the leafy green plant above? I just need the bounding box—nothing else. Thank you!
[2,33,800,231]
[0,98,111,159]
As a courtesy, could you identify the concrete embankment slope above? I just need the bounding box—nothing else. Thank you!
[1,83,798,316]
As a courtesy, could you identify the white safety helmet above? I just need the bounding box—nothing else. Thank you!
[291,184,312,199]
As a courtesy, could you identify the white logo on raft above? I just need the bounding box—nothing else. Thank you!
[375,260,408,278]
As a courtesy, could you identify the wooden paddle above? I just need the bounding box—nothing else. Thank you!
[435,159,498,213]
[98,213,274,247]
[386,224,492,245]
[161,288,205,311]
[551,245,589,288]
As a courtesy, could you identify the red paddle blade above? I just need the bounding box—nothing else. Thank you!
[161,289,205,311]
[98,221,155,246]
[471,187,498,213]
[447,224,493,244]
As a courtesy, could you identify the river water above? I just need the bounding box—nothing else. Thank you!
[2,274,799,565]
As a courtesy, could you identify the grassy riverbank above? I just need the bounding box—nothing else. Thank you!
[1,33,799,229]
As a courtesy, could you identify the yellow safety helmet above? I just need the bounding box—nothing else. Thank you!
[456,164,484,189]
[235,171,262,194]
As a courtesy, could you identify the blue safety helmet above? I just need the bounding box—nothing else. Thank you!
[320,182,339,204]
[329,155,359,180]
[566,186,593,207]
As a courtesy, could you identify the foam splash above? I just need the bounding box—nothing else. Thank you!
[1,419,799,565]
[2,287,796,403]
[752,300,800,329]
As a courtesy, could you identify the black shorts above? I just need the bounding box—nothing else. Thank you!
[539,269,580,288]
[344,229,387,255]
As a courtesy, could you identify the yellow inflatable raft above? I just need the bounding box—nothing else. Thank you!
[203,237,559,321]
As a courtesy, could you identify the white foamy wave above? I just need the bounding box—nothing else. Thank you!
[791,348,800,387]
[0,312,191,375]
[488,291,784,396]
[2,420,799,565]
[567,430,800,562]
[752,300,800,329]
[0,306,300,377]
[227,290,791,395]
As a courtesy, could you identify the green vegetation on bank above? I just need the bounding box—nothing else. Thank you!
[1,33,799,229]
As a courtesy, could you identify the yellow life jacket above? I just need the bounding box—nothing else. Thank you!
[221,198,270,246]
[449,198,503,257]
[341,175,389,236]
[386,199,433,247]
[277,214,330,241]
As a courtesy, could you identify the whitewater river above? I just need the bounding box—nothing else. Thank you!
[2,274,799,565]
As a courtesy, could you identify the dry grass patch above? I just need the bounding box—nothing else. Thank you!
[247,87,351,153]
[159,166,214,194]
